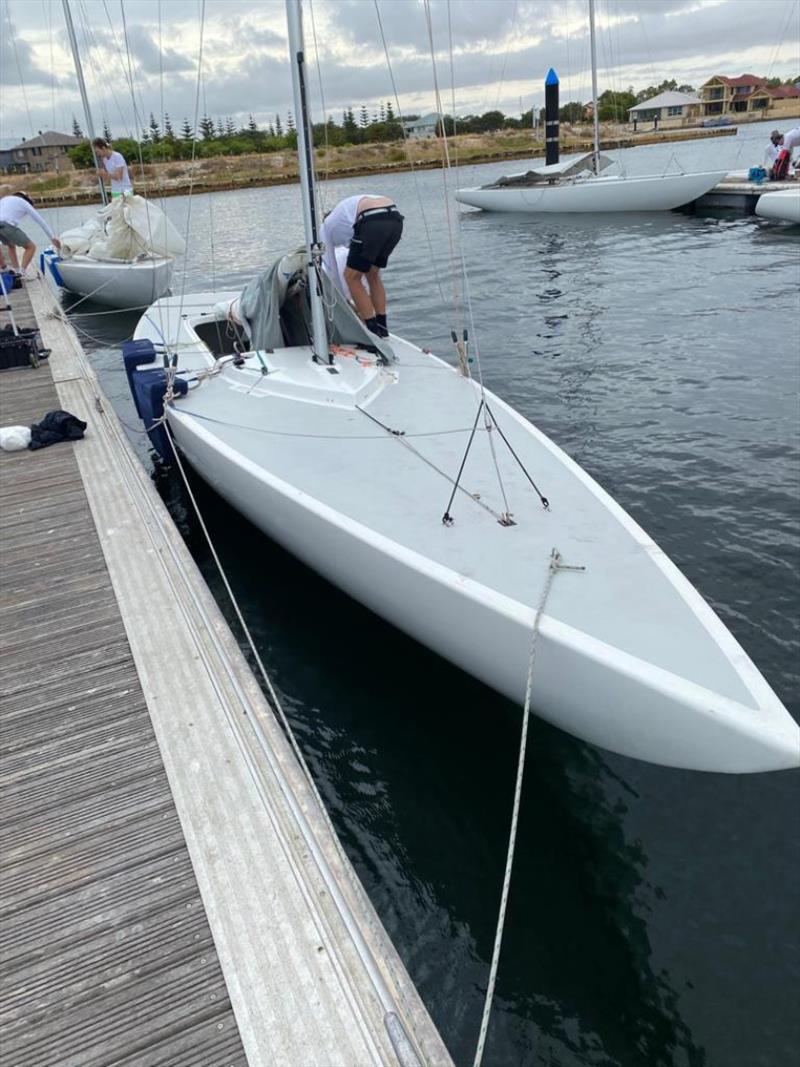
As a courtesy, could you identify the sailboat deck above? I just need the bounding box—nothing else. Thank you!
[171,334,755,708]
[0,280,451,1067]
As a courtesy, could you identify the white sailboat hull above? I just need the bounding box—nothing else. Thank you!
[52,254,174,308]
[131,296,799,774]
[755,188,800,223]
[455,170,728,213]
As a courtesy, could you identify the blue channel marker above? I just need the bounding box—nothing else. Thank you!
[545,67,559,86]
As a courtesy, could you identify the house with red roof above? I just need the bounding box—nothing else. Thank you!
[699,75,800,119]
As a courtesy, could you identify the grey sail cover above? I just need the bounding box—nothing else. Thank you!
[238,250,393,361]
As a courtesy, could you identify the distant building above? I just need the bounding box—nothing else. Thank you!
[698,75,800,119]
[403,113,440,140]
[628,90,701,128]
[4,130,82,174]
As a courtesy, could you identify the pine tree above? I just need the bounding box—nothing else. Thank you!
[199,115,216,140]
[343,108,358,140]
[148,112,161,143]
[181,117,194,141]
[379,103,386,122]
[247,114,258,133]
[386,101,395,122]
[216,119,225,138]
[268,122,275,137]
[163,112,175,140]
[71,116,83,138]
[140,127,151,145]
[224,116,236,137]
[286,111,295,131]
[275,114,283,136]
[359,105,369,128]
[102,120,112,141]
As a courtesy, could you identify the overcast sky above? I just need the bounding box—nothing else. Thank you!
[1,0,798,145]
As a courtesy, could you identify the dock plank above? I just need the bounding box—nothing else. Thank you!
[0,289,247,1067]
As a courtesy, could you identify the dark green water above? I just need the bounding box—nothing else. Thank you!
[49,123,799,1066]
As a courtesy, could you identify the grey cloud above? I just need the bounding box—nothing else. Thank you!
[123,24,195,73]
[0,13,55,86]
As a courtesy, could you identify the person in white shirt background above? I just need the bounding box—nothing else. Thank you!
[764,130,783,170]
[0,192,61,276]
[92,138,133,197]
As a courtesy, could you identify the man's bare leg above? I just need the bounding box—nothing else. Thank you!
[365,266,386,314]
[344,266,375,321]
[4,244,21,270]
[21,242,36,273]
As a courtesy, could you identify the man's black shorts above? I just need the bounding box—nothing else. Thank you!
[346,208,404,272]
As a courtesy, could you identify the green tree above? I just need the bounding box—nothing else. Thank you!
[286,110,295,131]
[359,105,369,128]
[559,101,585,123]
[342,108,358,142]
[181,117,194,141]
[247,114,258,133]
[71,116,83,138]
[597,88,636,122]
[148,112,161,143]
[199,114,216,140]
[102,119,112,141]
[275,114,283,136]
[163,113,176,140]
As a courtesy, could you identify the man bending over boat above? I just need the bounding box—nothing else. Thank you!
[320,195,403,338]
[0,193,61,278]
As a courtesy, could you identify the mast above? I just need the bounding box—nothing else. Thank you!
[285,0,329,363]
[61,0,108,205]
[588,0,601,175]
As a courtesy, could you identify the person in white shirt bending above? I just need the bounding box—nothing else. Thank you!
[0,192,61,276]
[764,130,783,171]
[92,138,133,197]
[319,194,403,337]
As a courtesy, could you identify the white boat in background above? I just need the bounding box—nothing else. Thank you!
[456,0,727,214]
[455,155,728,213]
[756,188,800,223]
[52,0,181,309]
[44,250,175,308]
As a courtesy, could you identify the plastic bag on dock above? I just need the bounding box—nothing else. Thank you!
[0,425,32,451]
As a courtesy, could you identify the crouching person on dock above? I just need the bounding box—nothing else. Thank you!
[320,194,403,338]
[0,192,61,278]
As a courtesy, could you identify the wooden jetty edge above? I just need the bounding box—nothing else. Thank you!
[0,278,453,1067]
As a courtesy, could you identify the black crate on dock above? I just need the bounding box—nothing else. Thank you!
[0,326,42,370]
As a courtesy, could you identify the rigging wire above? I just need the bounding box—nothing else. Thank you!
[421,0,515,522]
[4,2,36,138]
[372,0,450,314]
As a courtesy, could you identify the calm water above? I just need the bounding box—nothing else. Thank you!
[44,121,799,1067]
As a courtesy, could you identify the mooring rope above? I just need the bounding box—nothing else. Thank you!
[473,548,584,1067]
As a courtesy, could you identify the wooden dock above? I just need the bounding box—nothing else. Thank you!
[694,175,797,213]
[0,279,452,1067]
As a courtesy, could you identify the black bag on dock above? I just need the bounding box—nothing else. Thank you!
[0,326,42,371]
[28,410,87,450]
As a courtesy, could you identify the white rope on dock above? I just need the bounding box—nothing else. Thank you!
[473,547,583,1067]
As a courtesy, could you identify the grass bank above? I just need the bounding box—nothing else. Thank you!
[1,125,737,208]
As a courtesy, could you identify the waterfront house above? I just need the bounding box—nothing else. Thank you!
[4,130,82,174]
[698,75,800,119]
[403,113,441,139]
[628,90,701,128]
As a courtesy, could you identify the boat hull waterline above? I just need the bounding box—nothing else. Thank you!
[755,189,800,224]
[51,255,174,308]
[455,170,728,213]
[132,297,799,774]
